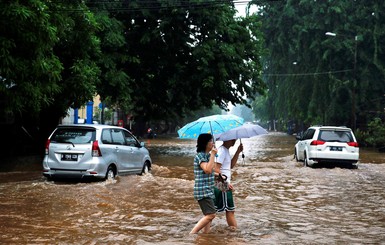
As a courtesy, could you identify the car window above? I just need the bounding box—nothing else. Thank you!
[101,129,113,144]
[123,130,139,147]
[304,129,315,140]
[111,129,125,145]
[50,128,95,144]
[318,130,353,142]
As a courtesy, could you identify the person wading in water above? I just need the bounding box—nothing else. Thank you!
[190,133,218,234]
[214,138,243,231]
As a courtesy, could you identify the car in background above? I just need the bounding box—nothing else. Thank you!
[43,124,152,180]
[294,126,359,168]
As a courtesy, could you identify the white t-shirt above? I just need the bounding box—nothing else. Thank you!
[216,145,231,183]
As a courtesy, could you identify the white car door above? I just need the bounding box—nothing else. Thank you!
[297,128,316,160]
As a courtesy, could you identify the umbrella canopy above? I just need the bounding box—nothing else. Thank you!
[178,114,244,139]
[214,123,268,141]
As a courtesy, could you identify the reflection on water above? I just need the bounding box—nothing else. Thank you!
[0,132,385,244]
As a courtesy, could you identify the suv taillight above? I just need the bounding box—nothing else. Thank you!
[347,142,359,147]
[310,140,325,146]
[45,139,50,155]
[92,140,102,157]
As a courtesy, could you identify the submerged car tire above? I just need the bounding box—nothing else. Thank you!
[294,148,299,162]
[45,175,55,182]
[304,152,308,167]
[140,161,151,175]
[106,166,116,180]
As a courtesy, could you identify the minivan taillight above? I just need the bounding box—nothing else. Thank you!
[310,140,325,146]
[347,142,359,147]
[92,140,102,157]
[45,139,51,155]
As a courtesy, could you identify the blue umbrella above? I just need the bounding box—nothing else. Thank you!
[177,114,244,139]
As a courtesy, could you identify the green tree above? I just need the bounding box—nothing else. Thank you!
[38,1,101,137]
[252,0,385,133]
[109,0,266,135]
[0,1,102,154]
[90,2,133,115]
[0,0,267,155]
[231,104,255,122]
[0,0,63,117]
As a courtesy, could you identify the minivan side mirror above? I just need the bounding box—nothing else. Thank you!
[295,135,302,140]
[140,142,145,147]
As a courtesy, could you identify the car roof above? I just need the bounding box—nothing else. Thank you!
[309,126,352,131]
[56,124,124,130]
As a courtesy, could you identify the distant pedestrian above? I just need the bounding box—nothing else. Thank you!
[147,127,155,139]
[190,133,218,234]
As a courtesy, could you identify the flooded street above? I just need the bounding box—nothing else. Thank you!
[1,132,385,244]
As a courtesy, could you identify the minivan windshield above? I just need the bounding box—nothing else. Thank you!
[51,128,96,144]
[318,130,353,142]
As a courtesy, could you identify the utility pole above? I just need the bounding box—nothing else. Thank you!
[325,32,359,131]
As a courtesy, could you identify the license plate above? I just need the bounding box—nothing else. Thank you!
[61,154,78,161]
[330,146,342,151]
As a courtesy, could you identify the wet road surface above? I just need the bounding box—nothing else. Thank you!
[0,132,385,244]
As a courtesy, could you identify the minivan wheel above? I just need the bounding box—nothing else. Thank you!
[141,162,150,175]
[106,166,115,180]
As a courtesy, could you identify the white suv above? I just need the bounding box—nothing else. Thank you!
[43,124,152,180]
[294,126,359,167]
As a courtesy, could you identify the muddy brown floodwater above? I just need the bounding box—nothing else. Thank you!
[1,132,385,244]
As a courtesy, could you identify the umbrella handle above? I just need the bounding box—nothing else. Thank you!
[240,138,245,159]
[239,138,245,165]
[209,121,219,157]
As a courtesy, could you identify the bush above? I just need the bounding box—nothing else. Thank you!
[354,128,369,147]
[364,118,385,150]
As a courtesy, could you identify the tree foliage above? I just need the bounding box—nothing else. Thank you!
[355,118,385,149]
[0,1,101,125]
[0,0,266,155]
[0,0,63,116]
[107,0,266,123]
[252,0,385,134]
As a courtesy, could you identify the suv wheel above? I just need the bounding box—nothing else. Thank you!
[106,166,116,180]
[304,152,308,167]
[294,149,299,162]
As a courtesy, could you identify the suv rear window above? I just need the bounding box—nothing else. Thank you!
[318,130,353,143]
[50,127,96,144]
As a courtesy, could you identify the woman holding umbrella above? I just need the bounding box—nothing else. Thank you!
[190,133,218,234]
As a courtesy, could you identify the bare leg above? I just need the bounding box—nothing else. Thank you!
[190,213,215,234]
[202,220,212,233]
[226,211,237,230]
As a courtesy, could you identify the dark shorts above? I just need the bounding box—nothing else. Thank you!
[198,197,217,215]
[214,187,235,212]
